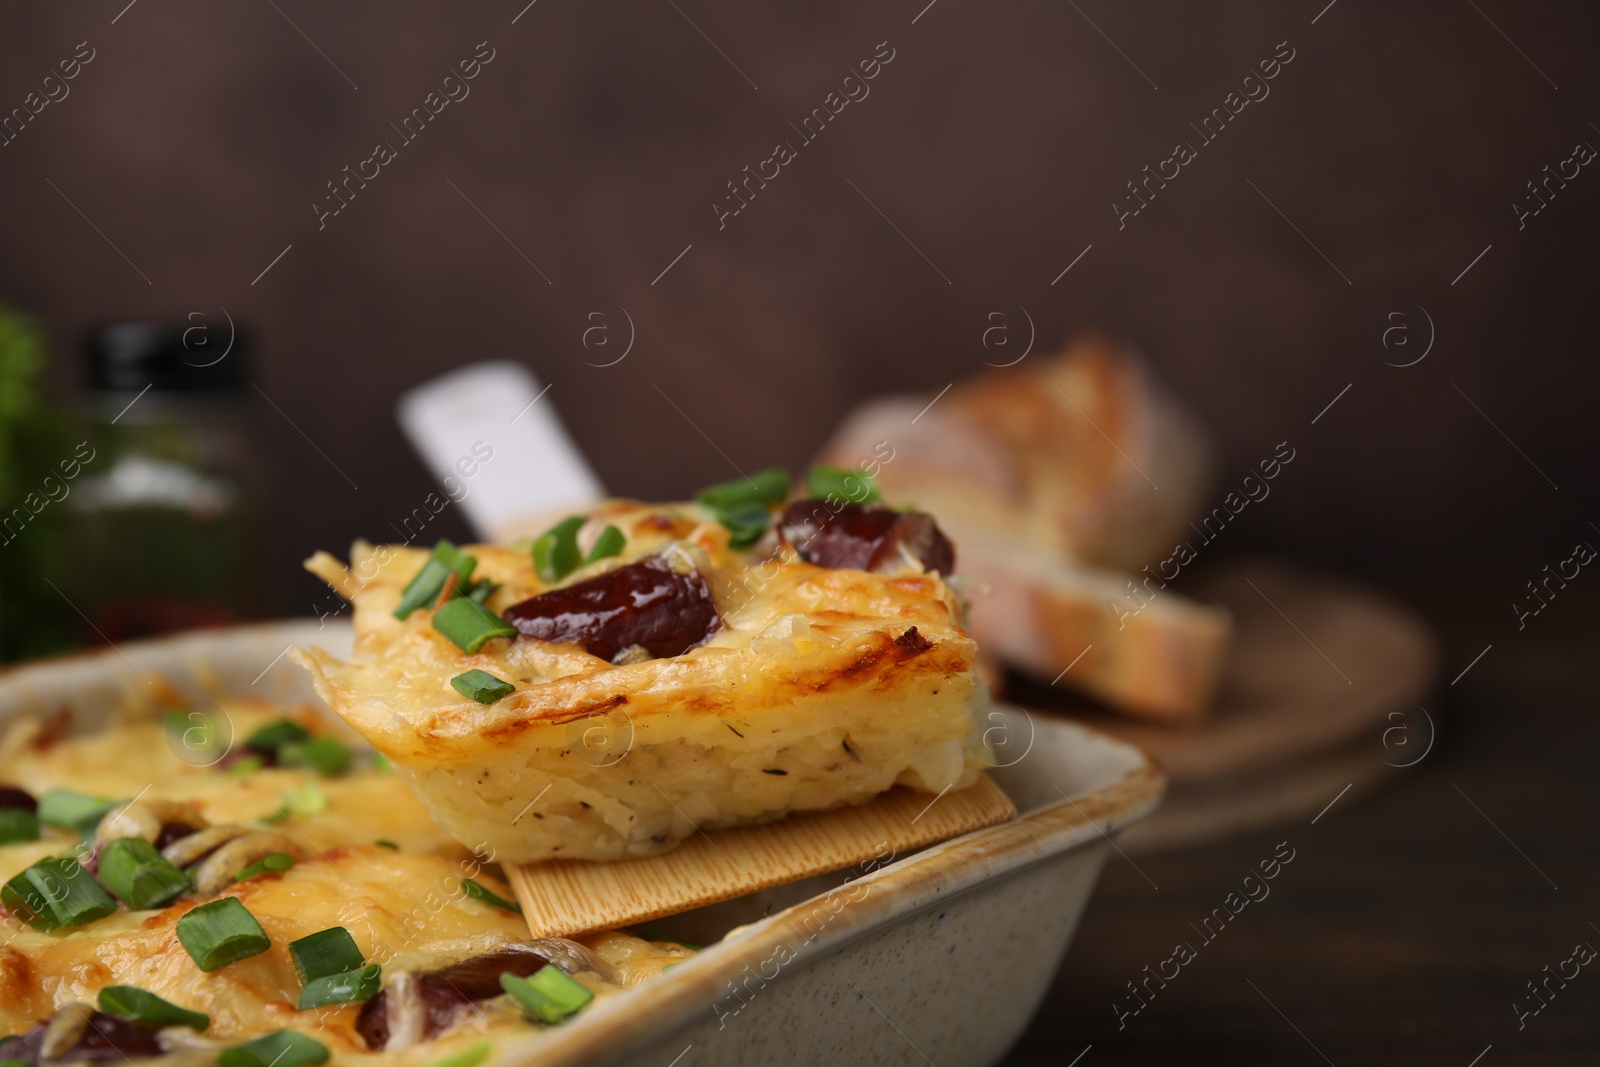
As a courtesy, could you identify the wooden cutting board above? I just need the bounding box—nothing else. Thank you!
[1006,560,1440,853]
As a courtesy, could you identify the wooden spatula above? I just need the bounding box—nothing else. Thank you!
[505,775,1016,939]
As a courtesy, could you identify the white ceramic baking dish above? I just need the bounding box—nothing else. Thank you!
[0,621,1162,1067]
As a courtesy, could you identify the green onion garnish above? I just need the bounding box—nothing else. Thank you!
[164,709,227,758]
[632,928,704,951]
[234,852,295,882]
[176,897,271,971]
[532,516,586,583]
[711,500,773,548]
[462,878,522,914]
[696,468,791,511]
[297,962,381,1010]
[37,790,118,839]
[0,809,39,846]
[97,837,192,910]
[375,839,400,850]
[500,967,593,1024]
[289,926,364,982]
[228,755,265,778]
[97,985,210,1031]
[394,540,479,620]
[583,525,626,566]
[217,1031,329,1067]
[807,463,880,503]
[450,670,516,705]
[271,782,327,821]
[421,1040,492,1067]
[244,719,311,754]
[431,598,517,653]
[465,578,498,605]
[278,736,352,777]
[1,857,117,931]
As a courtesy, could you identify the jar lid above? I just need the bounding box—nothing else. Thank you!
[86,319,246,393]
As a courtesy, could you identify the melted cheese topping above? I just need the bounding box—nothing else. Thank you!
[0,699,692,1061]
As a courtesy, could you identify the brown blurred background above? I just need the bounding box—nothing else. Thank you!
[1,0,1595,623]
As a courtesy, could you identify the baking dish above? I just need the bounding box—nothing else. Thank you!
[0,620,1161,1067]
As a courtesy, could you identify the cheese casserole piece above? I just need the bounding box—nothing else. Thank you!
[294,494,988,864]
[0,696,693,1065]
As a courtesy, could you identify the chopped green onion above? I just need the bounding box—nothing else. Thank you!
[462,878,521,914]
[432,598,516,653]
[278,736,352,777]
[289,926,365,982]
[465,578,498,605]
[228,755,265,778]
[37,790,118,839]
[394,540,478,620]
[696,468,791,511]
[421,1040,492,1067]
[0,1059,31,1067]
[176,897,271,971]
[720,500,775,548]
[244,719,311,754]
[450,670,516,705]
[371,753,392,774]
[807,463,880,504]
[500,967,593,1024]
[234,853,295,882]
[218,1031,329,1067]
[97,985,210,1031]
[0,809,39,845]
[297,962,381,1010]
[374,839,400,851]
[164,709,227,758]
[583,525,626,566]
[273,782,327,821]
[532,516,586,583]
[97,838,192,910]
[1,856,117,931]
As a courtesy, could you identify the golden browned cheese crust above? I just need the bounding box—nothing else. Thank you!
[294,500,988,863]
[0,698,693,1063]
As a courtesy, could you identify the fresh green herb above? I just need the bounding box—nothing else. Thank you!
[500,967,593,1024]
[227,755,265,778]
[0,809,39,845]
[711,500,773,548]
[431,598,516,653]
[462,878,521,913]
[97,985,210,1031]
[234,853,295,882]
[450,670,516,705]
[37,790,118,839]
[394,540,478,620]
[807,463,880,504]
[175,897,271,971]
[298,963,382,1010]
[97,838,192,910]
[374,839,400,851]
[695,468,791,512]
[269,783,327,822]
[244,719,311,754]
[164,709,227,759]
[371,753,392,774]
[532,516,585,583]
[420,1040,492,1067]
[217,1031,329,1067]
[1,856,117,931]
[583,525,626,566]
[278,736,352,777]
[465,578,497,605]
[289,926,364,982]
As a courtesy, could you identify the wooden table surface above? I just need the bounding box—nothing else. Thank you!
[1001,578,1599,1065]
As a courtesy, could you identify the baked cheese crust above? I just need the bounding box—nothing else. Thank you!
[294,499,988,863]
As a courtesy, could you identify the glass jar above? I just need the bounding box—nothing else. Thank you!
[66,321,267,642]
